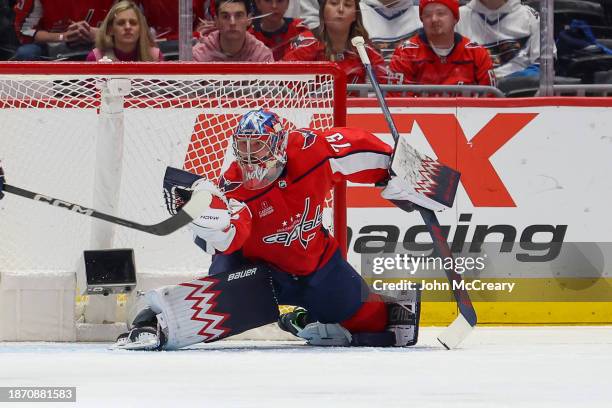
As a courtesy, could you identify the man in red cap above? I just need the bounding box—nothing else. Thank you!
[389,0,496,90]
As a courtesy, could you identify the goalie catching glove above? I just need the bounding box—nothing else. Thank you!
[188,178,249,254]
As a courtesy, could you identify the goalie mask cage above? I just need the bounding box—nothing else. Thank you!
[0,62,347,341]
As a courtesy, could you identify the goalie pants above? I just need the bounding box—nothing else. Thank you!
[209,249,387,333]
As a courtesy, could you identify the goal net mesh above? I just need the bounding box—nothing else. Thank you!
[0,64,344,321]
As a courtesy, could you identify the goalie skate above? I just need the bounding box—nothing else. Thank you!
[277,307,311,337]
[277,309,354,346]
[297,322,353,347]
[112,327,165,351]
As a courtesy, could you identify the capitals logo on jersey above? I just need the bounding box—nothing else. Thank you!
[399,40,420,49]
[297,129,317,150]
[219,174,242,193]
[290,34,316,50]
[262,197,323,249]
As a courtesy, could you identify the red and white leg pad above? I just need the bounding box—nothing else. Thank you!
[115,265,280,350]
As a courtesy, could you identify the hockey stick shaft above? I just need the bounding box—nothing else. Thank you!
[3,184,211,236]
[351,37,477,329]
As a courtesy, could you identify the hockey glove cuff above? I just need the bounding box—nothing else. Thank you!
[381,176,447,212]
[189,198,239,254]
[192,178,227,203]
[189,182,249,254]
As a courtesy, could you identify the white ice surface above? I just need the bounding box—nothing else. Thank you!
[1,327,611,408]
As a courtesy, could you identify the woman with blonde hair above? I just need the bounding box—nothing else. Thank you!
[86,0,163,62]
[283,0,388,86]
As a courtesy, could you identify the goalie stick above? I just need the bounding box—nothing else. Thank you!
[0,167,212,236]
[351,36,477,349]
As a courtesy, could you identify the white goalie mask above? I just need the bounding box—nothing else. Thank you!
[232,109,288,190]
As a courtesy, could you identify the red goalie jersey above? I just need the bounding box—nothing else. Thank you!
[216,127,392,276]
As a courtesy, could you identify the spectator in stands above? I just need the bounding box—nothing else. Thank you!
[135,0,204,41]
[196,1,218,37]
[13,0,114,60]
[198,0,256,21]
[192,0,273,62]
[283,0,389,86]
[0,0,19,60]
[389,0,495,87]
[360,0,422,62]
[456,0,541,78]
[128,0,206,60]
[197,0,262,37]
[249,0,313,60]
[86,1,163,62]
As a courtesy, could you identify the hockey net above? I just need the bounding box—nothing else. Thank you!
[0,63,346,339]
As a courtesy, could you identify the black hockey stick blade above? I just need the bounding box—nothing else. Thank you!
[3,184,212,236]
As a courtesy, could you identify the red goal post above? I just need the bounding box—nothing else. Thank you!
[0,63,347,330]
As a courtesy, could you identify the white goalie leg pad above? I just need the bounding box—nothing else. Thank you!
[385,288,421,347]
[145,283,225,350]
[296,322,352,347]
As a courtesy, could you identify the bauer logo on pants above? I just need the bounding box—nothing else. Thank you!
[227,268,257,281]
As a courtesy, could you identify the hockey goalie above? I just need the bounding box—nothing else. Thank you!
[115,108,442,350]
